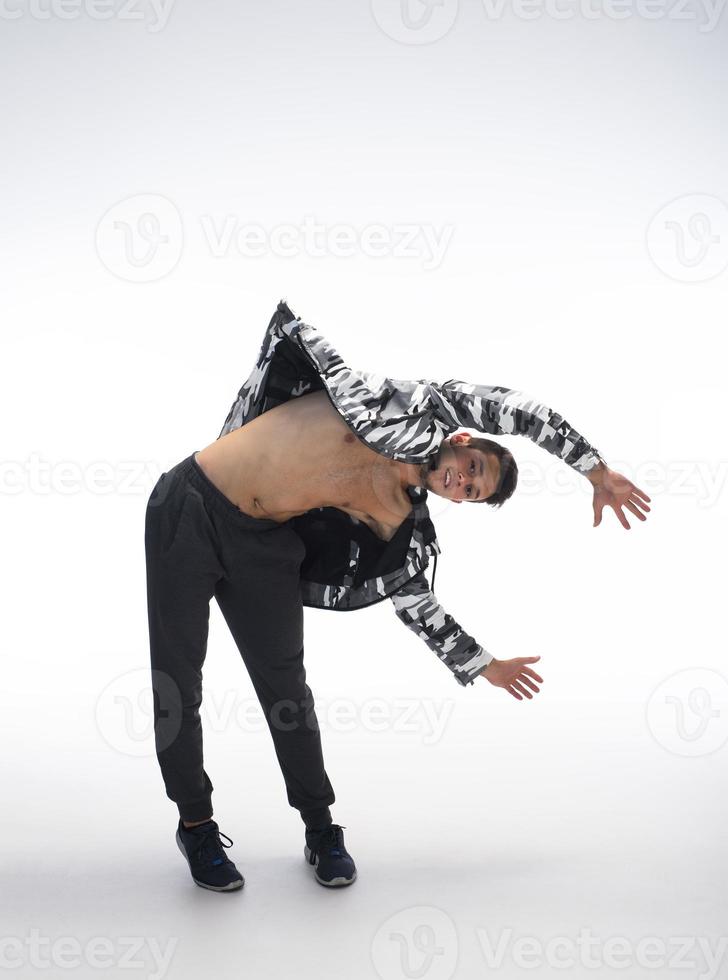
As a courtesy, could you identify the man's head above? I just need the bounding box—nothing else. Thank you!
[421,432,518,507]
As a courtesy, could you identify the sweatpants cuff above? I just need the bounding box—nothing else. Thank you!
[300,806,332,831]
[177,798,214,823]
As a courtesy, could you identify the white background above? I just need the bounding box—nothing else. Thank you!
[2,1,727,978]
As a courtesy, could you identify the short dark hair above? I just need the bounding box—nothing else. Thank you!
[466,437,518,508]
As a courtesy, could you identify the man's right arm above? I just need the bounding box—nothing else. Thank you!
[389,570,544,698]
[389,570,493,687]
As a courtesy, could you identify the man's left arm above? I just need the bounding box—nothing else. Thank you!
[432,379,651,528]
[432,378,606,474]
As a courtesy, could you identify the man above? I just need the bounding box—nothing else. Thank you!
[144,300,651,893]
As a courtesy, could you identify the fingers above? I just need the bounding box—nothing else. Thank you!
[506,678,540,700]
[630,494,650,514]
[630,484,651,503]
[499,657,544,700]
[624,499,647,522]
[503,674,539,701]
[504,672,542,700]
[612,504,631,530]
[518,674,540,694]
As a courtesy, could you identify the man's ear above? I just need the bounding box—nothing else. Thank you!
[449,432,471,446]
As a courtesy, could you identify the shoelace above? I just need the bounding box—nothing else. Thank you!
[314,823,347,857]
[188,825,234,868]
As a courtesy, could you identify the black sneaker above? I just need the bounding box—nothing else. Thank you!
[175,818,244,892]
[304,823,357,887]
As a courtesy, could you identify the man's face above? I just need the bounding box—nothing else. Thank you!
[421,435,500,503]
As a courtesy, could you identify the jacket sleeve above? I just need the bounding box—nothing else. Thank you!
[389,570,493,687]
[430,379,607,477]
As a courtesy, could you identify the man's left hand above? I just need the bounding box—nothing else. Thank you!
[588,464,651,530]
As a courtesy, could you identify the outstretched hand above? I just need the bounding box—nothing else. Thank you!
[589,464,651,530]
[480,655,543,700]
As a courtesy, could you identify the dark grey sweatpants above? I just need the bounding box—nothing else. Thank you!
[144,451,335,827]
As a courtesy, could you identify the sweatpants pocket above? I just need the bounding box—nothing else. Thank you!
[162,490,195,555]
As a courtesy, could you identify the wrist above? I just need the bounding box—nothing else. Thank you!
[586,460,608,485]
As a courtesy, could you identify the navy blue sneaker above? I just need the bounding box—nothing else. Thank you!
[304,823,357,887]
[175,818,244,892]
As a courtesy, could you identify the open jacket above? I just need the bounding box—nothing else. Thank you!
[218,300,607,687]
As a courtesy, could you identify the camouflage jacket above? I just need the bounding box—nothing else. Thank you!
[218,300,607,687]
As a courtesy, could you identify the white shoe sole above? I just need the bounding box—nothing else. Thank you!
[304,845,357,887]
[176,832,244,891]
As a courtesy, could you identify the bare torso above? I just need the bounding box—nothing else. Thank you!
[194,389,414,541]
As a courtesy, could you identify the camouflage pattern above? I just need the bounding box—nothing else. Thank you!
[390,569,494,687]
[218,300,607,688]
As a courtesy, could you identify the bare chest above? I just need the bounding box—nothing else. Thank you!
[196,390,414,540]
[303,427,413,540]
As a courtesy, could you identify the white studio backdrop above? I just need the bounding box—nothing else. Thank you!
[1,3,727,980]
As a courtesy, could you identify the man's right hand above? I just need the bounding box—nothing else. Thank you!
[480,656,543,700]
